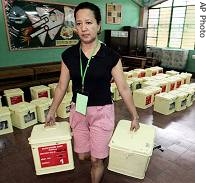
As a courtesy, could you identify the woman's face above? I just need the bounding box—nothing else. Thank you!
[75,9,100,44]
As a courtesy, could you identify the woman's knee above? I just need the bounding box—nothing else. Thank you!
[78,152,90,161]
[91,157,103,168]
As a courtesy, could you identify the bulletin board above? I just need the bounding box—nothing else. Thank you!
[106,3,122,24]
[2,0,79,50]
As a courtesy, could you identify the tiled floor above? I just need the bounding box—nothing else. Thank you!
[0,100,195,183]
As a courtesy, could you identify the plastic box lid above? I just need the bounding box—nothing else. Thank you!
[109,120,155,156]
[28,121,71,144]
[31,98,52,107]
[30,85,50,91]
[0,106,10,116]
[169,90,188,97]
[4,88,23,95]
[155,92,177,100]
[9,102,36,113]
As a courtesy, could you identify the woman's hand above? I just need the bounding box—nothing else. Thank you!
[45,112,56,127]
[130,118,140,132]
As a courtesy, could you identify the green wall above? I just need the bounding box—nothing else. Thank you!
[0,0,140,67]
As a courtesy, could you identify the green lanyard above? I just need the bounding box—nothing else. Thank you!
[79,40,99,92]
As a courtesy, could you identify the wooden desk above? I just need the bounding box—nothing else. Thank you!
[121,56,147,69]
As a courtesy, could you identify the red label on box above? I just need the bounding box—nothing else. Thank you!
[170,83,175,91]
[38,91,48,98]
[38,144,69,168]
[145,95,152,105]
[161,85,166,92]
[10,95,23,105]
[138,72,145,78]
[176,81,181,88]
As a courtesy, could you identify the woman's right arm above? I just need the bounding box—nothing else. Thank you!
[45,61,70,126]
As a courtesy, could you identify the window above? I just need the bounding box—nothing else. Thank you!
[146,0,195,49]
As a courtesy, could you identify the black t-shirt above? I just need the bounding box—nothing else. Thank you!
[61,42,120,106]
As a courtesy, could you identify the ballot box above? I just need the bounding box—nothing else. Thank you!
[0,107,13,135]
[108,120,155,179]
[28,122,74,175]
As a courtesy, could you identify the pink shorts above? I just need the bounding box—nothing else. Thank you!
[69,103,115,159]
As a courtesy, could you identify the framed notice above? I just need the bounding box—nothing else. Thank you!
[2,0,79,50]
[106,3,122,24]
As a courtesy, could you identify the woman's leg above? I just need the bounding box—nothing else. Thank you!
[90,157,104,183]
[78,152,91,161]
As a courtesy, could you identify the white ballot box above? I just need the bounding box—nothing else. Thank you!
[108,120,155,179]
[28,122,74,175]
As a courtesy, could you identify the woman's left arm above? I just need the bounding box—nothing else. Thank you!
[111,59,140,131]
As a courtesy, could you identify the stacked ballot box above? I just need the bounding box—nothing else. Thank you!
[108,120,155,179]
[145,67,158,77]
[169,76,183,89]
[166,70,179,76]
[30,85,51,100]
[56,93,73,118]
[127,77,143,91]
[132,68,146,78]
[150,66,163,74]
[123,71,133,79]
[169,90,188,111]
[48,83,58,98]
[180,72,192,84]
[31,98,52,123]
[0,107,13,135]
[143,86,162,104]
[28,122,74,175]
[177,87,195,107]
[111,83,121,101]
[154,93,176,115]
[164,77,177,91]
[142,80,169,93]
[4,88,24,106]
[9,102,38,129]
[133,88,154,109]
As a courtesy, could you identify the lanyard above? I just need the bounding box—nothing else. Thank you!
[79,40,99,92]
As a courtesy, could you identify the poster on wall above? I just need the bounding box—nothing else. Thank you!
[106,3,122,24]
[2,0,79,50]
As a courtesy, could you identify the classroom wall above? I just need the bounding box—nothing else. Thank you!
[0,0,140,67]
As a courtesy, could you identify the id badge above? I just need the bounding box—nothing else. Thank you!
[76,92,88,115]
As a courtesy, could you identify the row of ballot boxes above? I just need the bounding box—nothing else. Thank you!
[111,71,193,102]
[133,83,195,113]
[0,92,73,135]
[153,84,195,115]
[2,81,72,107]
[27,120,155,179]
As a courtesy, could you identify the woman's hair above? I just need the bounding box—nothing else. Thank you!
[74,2,101,25]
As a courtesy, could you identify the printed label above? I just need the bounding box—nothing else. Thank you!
[138,72,145,78]
[145,95,152,105]
[170,83,175,91]
[38,144,69,168]
[161,85,166,92]
[10,95,22,105]
[176,81,181,88]
[38,91,48,98]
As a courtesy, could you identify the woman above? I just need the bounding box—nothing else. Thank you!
[45,2,140,183]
